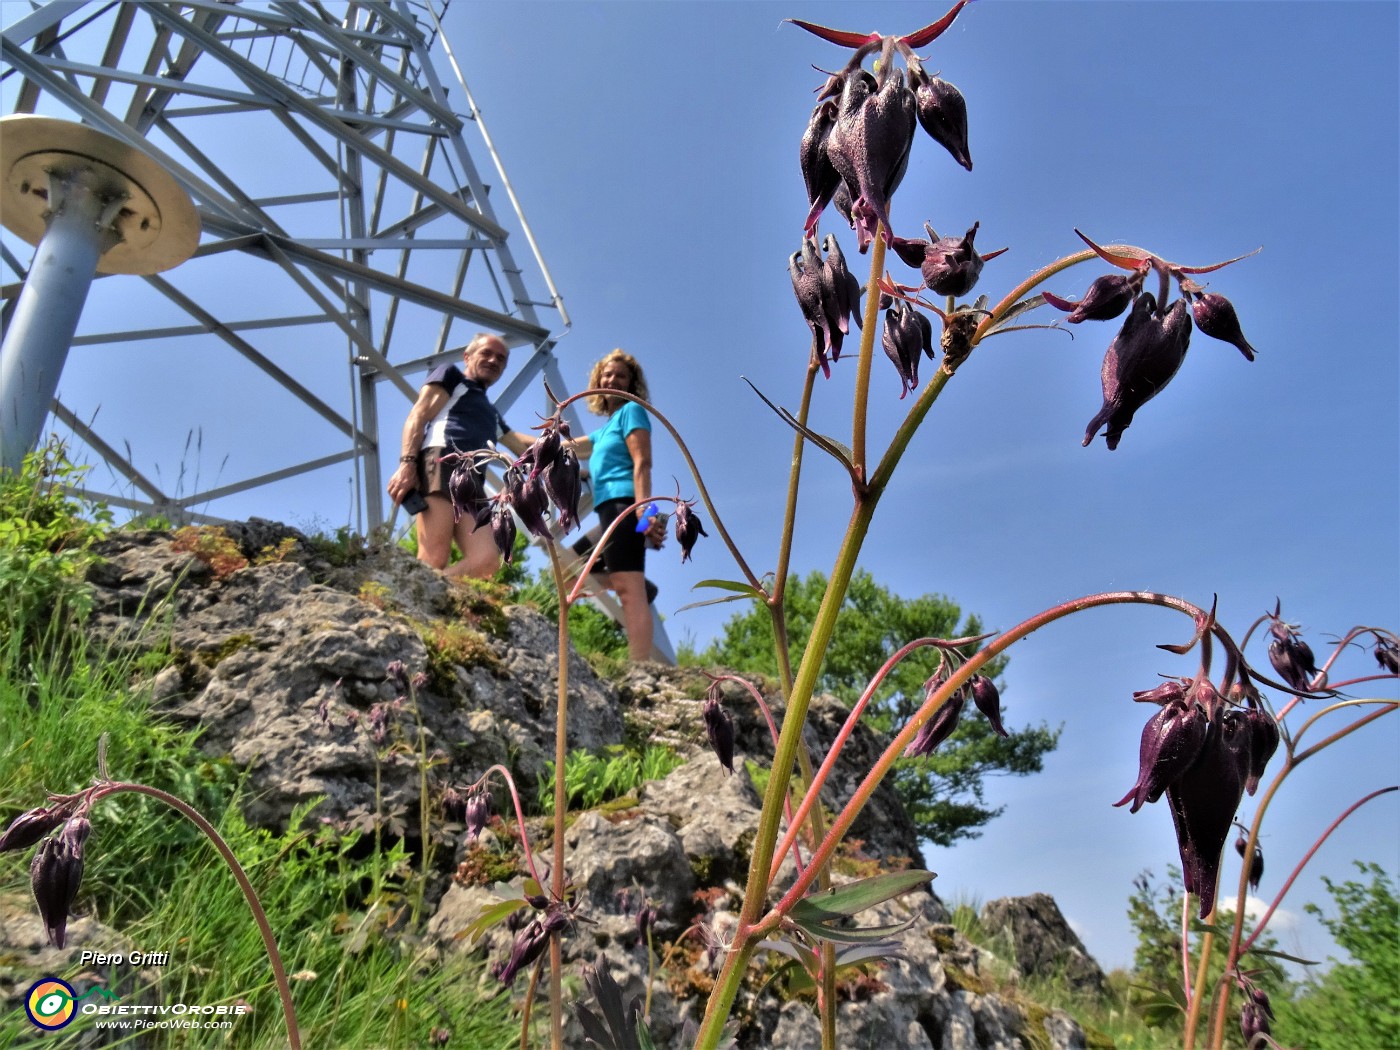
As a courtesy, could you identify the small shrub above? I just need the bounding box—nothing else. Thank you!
[171,524,248,577]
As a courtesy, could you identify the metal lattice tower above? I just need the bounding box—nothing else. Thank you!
[1,0,576,529]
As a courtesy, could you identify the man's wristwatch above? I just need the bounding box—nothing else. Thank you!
[400,453,417,463]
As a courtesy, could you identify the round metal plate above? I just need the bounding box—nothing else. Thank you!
[0,115,200,275]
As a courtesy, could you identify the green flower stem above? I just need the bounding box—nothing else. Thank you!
[768,591,1207,922]
[565,495,679,605]
[475,763,546,889]
[695,498,878,1050]
[851,233,888,482]
[771,354,822,669]
[546,539,570,1050]
[557,389,762,591]
[90,783,300,1050]
[764,352,837,1047]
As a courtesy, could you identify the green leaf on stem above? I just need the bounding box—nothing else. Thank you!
[742,378,856,473]
[1242,945,1320,967]
[693,578,767,596]
[788,914,918,945]
[791,869,935,919]
[459,897,526,944]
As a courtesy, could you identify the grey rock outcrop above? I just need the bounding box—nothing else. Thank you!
[979,893,1108,995]
[61,521,1102,1048]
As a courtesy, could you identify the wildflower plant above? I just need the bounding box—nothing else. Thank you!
[422,7,1399,1048]
[6,8,1391,1050]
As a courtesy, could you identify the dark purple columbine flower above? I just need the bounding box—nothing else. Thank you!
[1375,634,1400,675]
[891,222,1005,298]
[826,53,917,252]
[429,1027,452,1047]
[465,789,491,840]
[31,816,90,948]
[702,695,735,775]
[636,903,658,940]
[823,234,864,343]
[910,67,971,171]
[968,675,1008,738]
[474,490,518,562]
[386,660,409,691]
[801,97,842,236]
[505,461,551,541]
[904,679,966,758]
[1166,709,1252,918]
[447,455,486,524]
[541,444,581,533]
[1042,271,1143,324]
[1240,988,1273,1043]
[1234,830,1265,892]
[791,239,839,378]
[0,806,68,854]
[1082,293,1193,451]
[674,499,708,563]
[496,906,570,986]
[1114,695,1210,813]
[1267,618,1320,692]
[882,298,934,398]
[1191,292,1256,362]
[1240,705,1280,795]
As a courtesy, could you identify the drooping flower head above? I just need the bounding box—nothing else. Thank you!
[789,4,974,245]
[1266,611,1321,692]
[890,221,1008,299]
[1042,270,1144,324]
[968,675,1008,738]
[702,693,736,775]
[31,816,90,947]
[1081,292,1193,451]
[673,497,709,563]
[1190,291,1256,361]
[904,675,966,758]
[881,298,934,398]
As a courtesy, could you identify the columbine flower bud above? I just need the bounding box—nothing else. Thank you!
[910,68,972,171]
[891,222,1004,299]
[1082,294,1193,450]
[791,240,837,378]
[826,59,917,251]
[674,499,708,563]
[904,679,966,758]
[465,789,491,840]
[1267,619,1320,692]
[702,695,735,775]
[1191,292,1256,361]
[1376,635,1400,675]
[1234,830,1264,892]
[1240,988,1273,1043]
[882,298,934,398]
[968,675,1008,738]
[31,817,89,948]
[636,903,658,940]
[1042,272,1142,324]
[0,806,68,854]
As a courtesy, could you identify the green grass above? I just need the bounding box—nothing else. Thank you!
[0,450,517,1049]
[536,744,685,815]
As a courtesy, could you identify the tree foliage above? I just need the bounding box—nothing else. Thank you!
[685,569,1060,845]
[1275,862,1400,1049]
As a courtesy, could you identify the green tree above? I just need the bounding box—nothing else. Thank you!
[685,569,1059,845]
[1275,862,1400,1049]
[1125,867,1291,1039]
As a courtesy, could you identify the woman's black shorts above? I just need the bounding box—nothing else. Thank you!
[593,497,646,574]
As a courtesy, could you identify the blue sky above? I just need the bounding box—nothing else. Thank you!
[6,1,1397,973]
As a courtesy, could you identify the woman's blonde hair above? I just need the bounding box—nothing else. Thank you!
[586,349,650,415]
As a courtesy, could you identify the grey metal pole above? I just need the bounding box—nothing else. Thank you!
[0,115,200,474]
[0,165,116,471]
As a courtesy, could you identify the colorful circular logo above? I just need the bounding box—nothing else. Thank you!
[25,978,77,1030]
